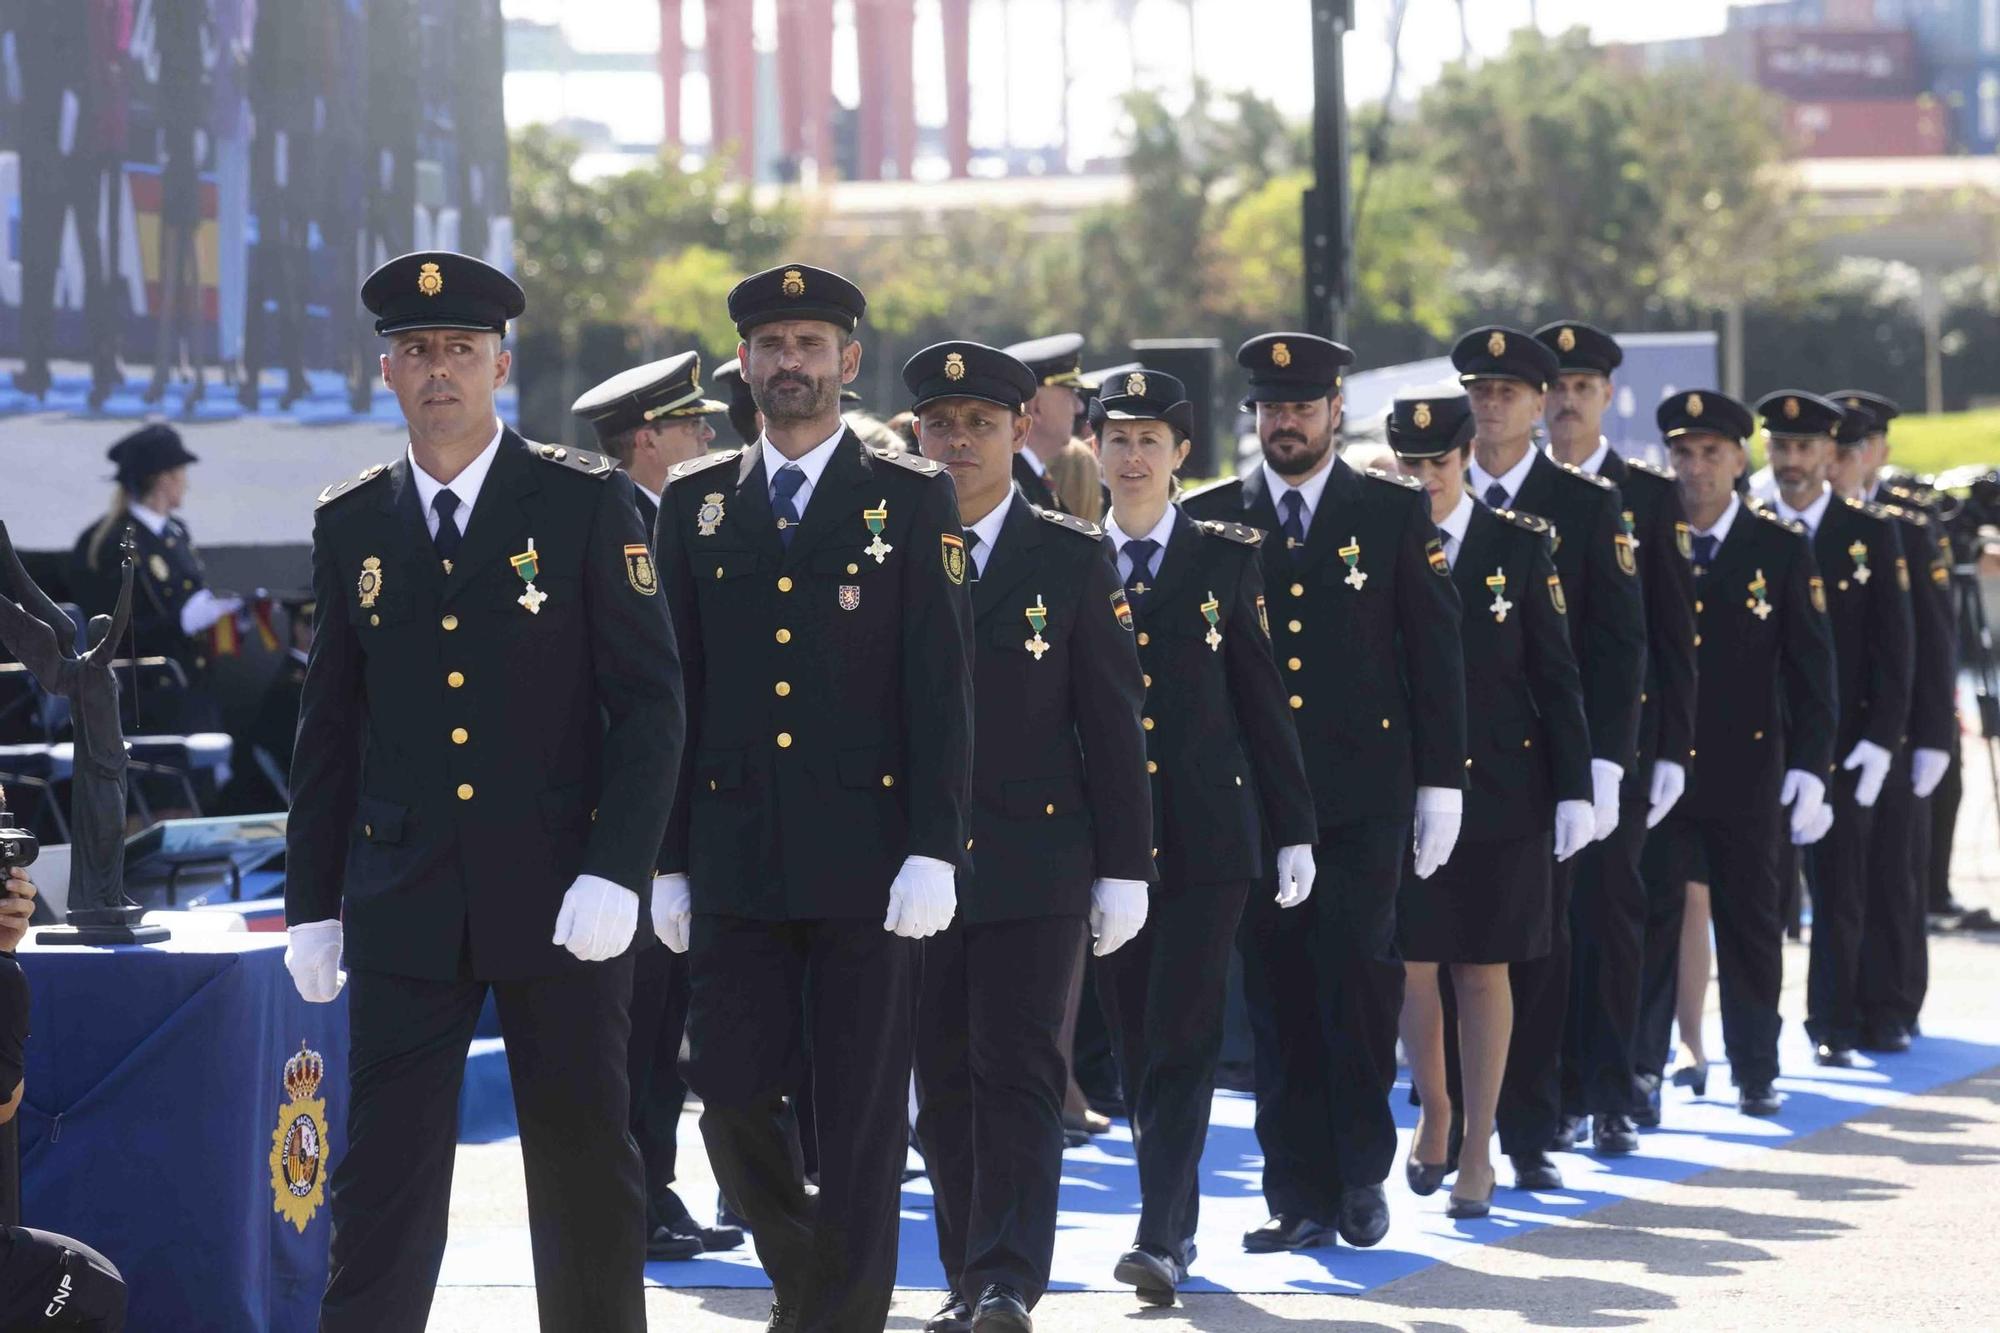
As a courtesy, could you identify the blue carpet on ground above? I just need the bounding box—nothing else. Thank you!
[438,1016,1999,1296]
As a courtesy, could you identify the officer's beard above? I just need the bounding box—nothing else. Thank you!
[1263,424,1334,479]
[754,372,840,426]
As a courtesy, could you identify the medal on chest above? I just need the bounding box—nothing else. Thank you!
[1486,567,1512,623]
[1339,536,1367,590]
[1848,538,1871,586]
[863,499,893,564]
[1746,568,1772,621]
[1200,590,1223,651]
[511,539,548,614]
[1025,595,1050,660]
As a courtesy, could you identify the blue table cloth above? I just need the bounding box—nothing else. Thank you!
[17,933,348,1332]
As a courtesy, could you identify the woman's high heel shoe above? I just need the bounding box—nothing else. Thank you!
[1405,1153,1451,1198]
[1445,1176,1494,1220]
[1670,1058,1709,1098]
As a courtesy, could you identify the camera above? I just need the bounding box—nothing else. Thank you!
[0,789,37,871]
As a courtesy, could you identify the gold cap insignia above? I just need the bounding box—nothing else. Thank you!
[1783,396,1800,420]
[1487,330,1507,358]
[780,268,806,298]
[1271,341,1292,368]
[1847,396,1861,408]
[1687,392,1704,418]
[1557,326,1577,353]
[1413,401,1433,430]
[944,352,966,382]
[417,262,443,297]
[1125,372,1148,398]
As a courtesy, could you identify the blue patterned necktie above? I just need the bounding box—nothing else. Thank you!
[771,463,806,548]
[1483,480,1508,509]
[1691,533,1718,569]
[1279,490,1307,564]
[1123,538,1159,605]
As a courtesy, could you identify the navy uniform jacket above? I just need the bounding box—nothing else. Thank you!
[1682,504,1837,821]
[1012,452,1060,512]
[655,430,974,920]
[1453,504,1592,841]
[1801,496,1915,755]
[1510,451,1647,768]
[963,495,1153,921]
[286,431,685,981]
[1882,501,1957,754]
[1112,510,1316,883]
[1182,460,1466,824]
[632,484,660,535]
[1599,450,1698,782]
[69,512,213,686]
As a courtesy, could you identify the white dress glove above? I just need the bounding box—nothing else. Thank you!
[178,587,244,636]
[1553,799,1596,862]
[1911,746,1952,799]
[1646,759,1687,829]
[1088,877,1149,956]
[1412,786,1463,880]
[1589,759,1624,842]
[284,919,345,1003]
[1782,769,1828,845]
[884,854,956,939]
[1842,739,1893,808]
[1796,800,1835,845]
[652,873,691,954]
[551,874,639,961]
[1274,844,1317,908]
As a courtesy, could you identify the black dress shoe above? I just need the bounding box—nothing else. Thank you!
[657,1187,745,1252]
[1551,1113,1588,1151]
[1113,1245,1183,1306]
[1632,1073,1663,1129]
[645,1222,703,1261]
[1242,1213,1334,1252]
[1510,1151,1563,1191]
[1739,1083,1782,1117]
[1814,1043,1856,1068]
[924,1290,972,1333]
[1592,1113,1639,1156]
[1859,1025,1912,1054]
[971,1284,1032,1332]
[1405,1153,1451,1197]
[1335,1184,1390,1247]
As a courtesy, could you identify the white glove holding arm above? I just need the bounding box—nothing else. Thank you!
[1646,759,1687,829]
[1274,844,1317,908]
[1798,800,1835,845]
[1589,759,1624,841]
[551,874,639,961]
[284,919,345,1003]
[1842,739,1893,808]
[883,855,956,939]
[1782,769,1828,845]
[652,873,692,953]
[178,587,244,636]
[1412,786,1463,880]
[1911,747,1952,799]
[1088,878,1149,956]
[1553,799,1596,862]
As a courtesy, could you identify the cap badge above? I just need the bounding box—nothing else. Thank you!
[1412,401,1432,430]
[1687,392,1704,418]
[1125,372,1148,398]
[1487,330,1507,358]
[1848,397,1861,408]
[1271,341,1292,368]
[944,352,966,382]
[1557,326,1577,353]
[1783,396,1800,420]
[781,268,806,298]
[417,262,443,298]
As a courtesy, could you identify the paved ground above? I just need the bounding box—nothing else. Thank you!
[428,743,2000,1331]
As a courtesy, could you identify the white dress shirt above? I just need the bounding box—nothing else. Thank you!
[1467,446,1539,509]
[1260,456,1337,539]
[759,422,846,518]
[1107,506,1179,584]
[961,488,1014,579]
[409,419,504,538]
[1691,492,1742,548]
[127,502,171,537]
[1775,482,1834,538]
[1435,491,1475,570]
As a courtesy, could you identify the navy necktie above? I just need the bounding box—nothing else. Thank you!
[771,463,806,548]
[1123,538,1159,604]
[1483,480,1508,509]
[1279,490,1307,564]
[963,528,982,581]
[431,489,462,564]
[1691,533,1718,569]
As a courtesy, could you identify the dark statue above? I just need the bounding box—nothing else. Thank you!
[0,520,167,944]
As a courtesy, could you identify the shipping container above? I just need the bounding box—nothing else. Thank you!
[1754,27,1925,98]
[1786,95,1950,153]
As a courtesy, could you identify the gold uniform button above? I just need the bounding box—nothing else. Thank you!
[1289,695,1304,709]
[715,567,725,579]
[442,614,459,631]
[1382,718,1391,730]
[1753,729,1765,740]
[775,681,791,697]
[1695,599,1704,613]
[1523,738,1533,748]
[1287,656,1302,671]
[370,614,380,627]
[1640,691,1648,703]
[1465,758,1474,769]
[1147,761,1159,774]
[1288,619,1303,633]
[778,576,794,592]
[882,775,895,788]
[709,779,718,791]
[1045,803,1056,815]
[776,628,792,644]
[777,732,793,748]
[847,563,860,575]
[1290,582,1304,597]
[448,670,465,688]
[1142,717,1155,731]
[457,783,474,800]
[1142,674,1153,687]
[451,727,469,745]
[967,838,975,850]
[363,824,373,837]
[1137,632,1150,646]
[1694,634,1702,647]
[1234,776,1243,787]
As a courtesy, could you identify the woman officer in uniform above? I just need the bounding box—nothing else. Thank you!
[1094,368,1318,1305]
[1385,394,1594,1218]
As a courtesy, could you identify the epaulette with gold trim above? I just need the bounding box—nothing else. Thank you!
[1494,508,1552,535]
[1195,518,1265,546]
[1751,505,1805,536]
[1557,461,1615,490]
[667,449,741,484]
[1362,467,1422,491]
[1032,506,1103,539]
[870,448,944,477]
[1626,456,1676,481]
[316,463,390,509]
[531,441,615,478]
[1882,502,1931,528]
[1840,496,1896,525]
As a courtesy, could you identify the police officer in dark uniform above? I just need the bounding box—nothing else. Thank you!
[1452,326,1646,1190]
[1183,333,1466,1253]
[572,350,744,1262]
[1097,369,1318,1303]
[1001,334,1089,512]
[1759,391,1914,1068]
[236,593,315,808]
[68,424,240,734]
[650,263,973,1333]
[902,341,1152,1333]
[284,250,684,1333]
[1637,390,1837,1117]
[1385,394,1594,1219]
[1534,321,1699,1156]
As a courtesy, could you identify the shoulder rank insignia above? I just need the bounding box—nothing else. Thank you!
[873,449,942,476]
[1195,518,1263,546]
[625,543,659,595]
[1025,595,1051,660]
[669,449,740,483]
[1560,462,1615,490]
[1486,567,1512,623]
[1338,535,1367,590]
[317,462,389,508]
[1547,574,1566,615]
[534,442,615,478]
[1364,467,1422,490]
[940,532,967,586]
[1035,506,1103,538]
[1200,590,1223,651]
[1496,508,1550,536]
[1426,536,1449,576]
[1110,586,1135,632]
[1627,457,1675,481]
[1747,568,1772,620]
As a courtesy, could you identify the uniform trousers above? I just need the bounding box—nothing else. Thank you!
[323,961,644,1333]
[1562,798,1650,1119]
[1099,876,1251,1251]
[1238,817,1408,1220]
[914,914,1084,1306]
[684,915,917,1333]
[1638,811,1786,1089]
[1927,733,1962,912]
[1805,768,1875,1050]
[1857,747,1928,1040]
[627,941,691,1220]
